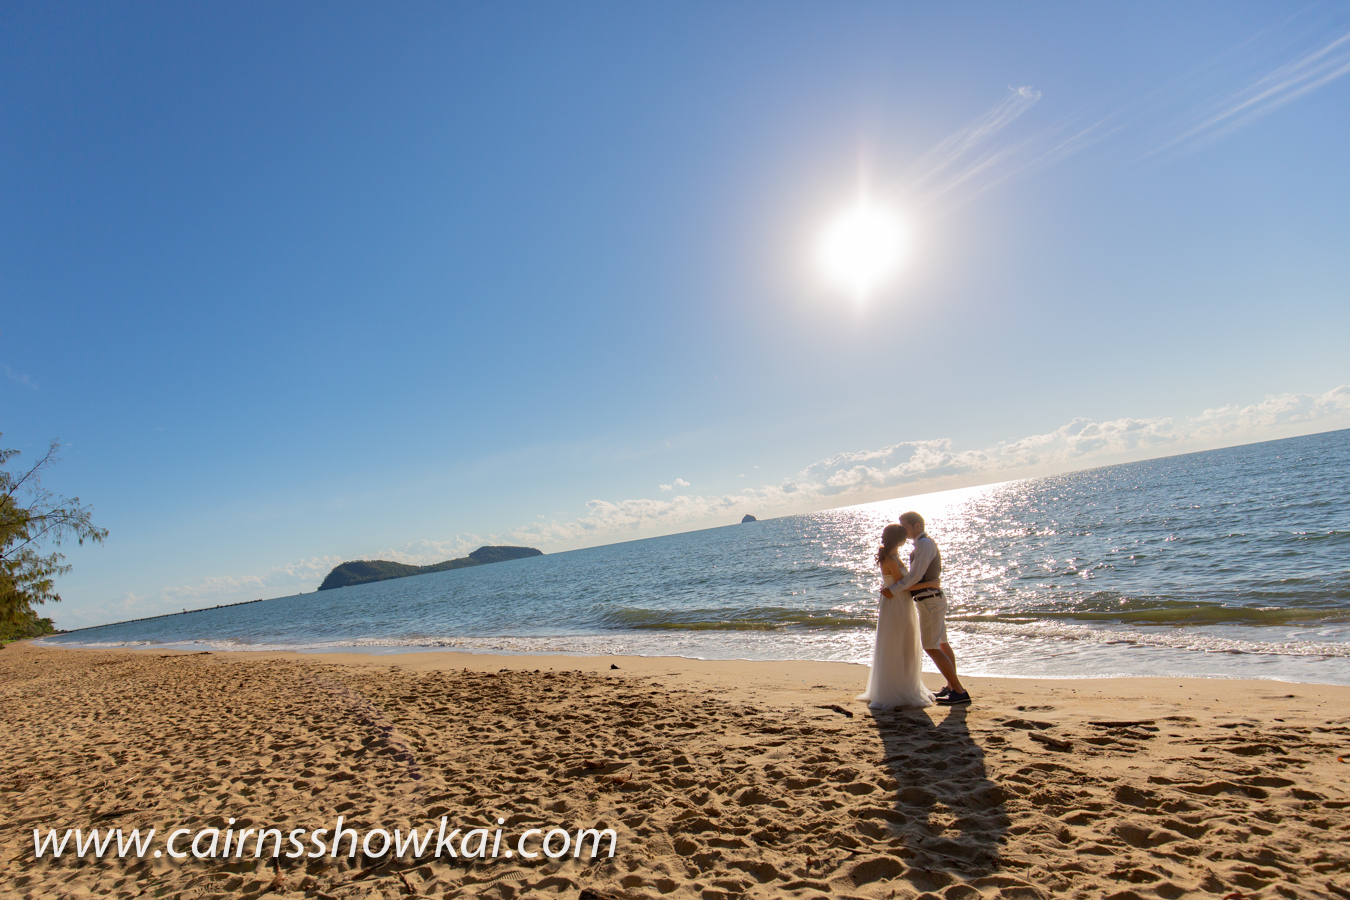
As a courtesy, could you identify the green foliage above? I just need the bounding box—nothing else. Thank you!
[0,607,57,643]
[318,560,422,590]
[466,546,542,565]
[1,436,108,635]
[318,546,542,590]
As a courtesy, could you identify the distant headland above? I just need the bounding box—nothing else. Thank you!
[318,546,542,591]
[741,514,757,523]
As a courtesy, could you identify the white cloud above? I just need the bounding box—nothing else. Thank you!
[368,537,480,566]
[659,477,691,492]
[122,385,1350,616]
[502,384,1350,549]
[160,555,343,604]
[83,555,346,625]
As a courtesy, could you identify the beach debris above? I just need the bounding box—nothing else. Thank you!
[1000,718,1055,730]
[93,807,138,821]
[1029,731,1073,752]
[815,704,854,718]
[579,889,623,900]
[610,663,620,669]
[1089,720,1156,728]
[267,863,285,891]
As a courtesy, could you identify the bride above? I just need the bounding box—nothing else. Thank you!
[857,523,937,710]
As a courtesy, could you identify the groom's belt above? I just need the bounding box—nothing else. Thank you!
[910,588,944,601]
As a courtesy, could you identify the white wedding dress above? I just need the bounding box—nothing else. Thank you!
[856,557,936,710]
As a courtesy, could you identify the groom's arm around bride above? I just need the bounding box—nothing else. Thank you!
[895,511,969,705]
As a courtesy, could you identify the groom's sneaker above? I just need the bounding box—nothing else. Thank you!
[935,686,952,699]
[937,691,971,706]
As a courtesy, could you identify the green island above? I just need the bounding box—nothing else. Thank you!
[317,546,542,591]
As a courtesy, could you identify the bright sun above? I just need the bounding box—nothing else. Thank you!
[817,199,908,298]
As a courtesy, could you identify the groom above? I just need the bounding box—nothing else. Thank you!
[892,511,970,706]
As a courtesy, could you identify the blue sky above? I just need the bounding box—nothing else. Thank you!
[3,2,1348,627]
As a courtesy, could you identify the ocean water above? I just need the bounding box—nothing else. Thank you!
[44,429,1350,684]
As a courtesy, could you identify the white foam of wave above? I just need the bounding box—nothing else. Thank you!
[962,620,1350,659]
[39,620,1350,685]
[40,630,878,661]
[44,619,1349,660]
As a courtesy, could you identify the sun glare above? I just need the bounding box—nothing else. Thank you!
[817,199,908,299]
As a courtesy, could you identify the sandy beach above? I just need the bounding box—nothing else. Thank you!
[2,641,1347,900]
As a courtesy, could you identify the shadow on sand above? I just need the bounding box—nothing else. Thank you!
[869,705,1009,892]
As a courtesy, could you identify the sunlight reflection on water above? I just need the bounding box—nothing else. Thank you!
[45,430,1350,684]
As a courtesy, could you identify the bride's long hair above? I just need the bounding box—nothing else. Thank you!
[875,523,906,566]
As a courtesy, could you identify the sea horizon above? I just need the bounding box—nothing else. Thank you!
[55,426,1349,631]
[42,428,1350,686]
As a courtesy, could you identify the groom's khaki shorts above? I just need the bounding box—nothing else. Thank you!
[914,591,949,650]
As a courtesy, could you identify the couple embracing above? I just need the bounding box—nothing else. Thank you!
[857,511,971,710]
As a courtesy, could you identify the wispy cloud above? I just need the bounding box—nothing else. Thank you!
[886,14,1350,211]
[1155,27,1350,154]
[894,86,1041,206]
[367,538,480,566]
[2,364,39,391]
[659,478,690,492]
[112,384,1350,617]
[885,86,1123,213]
[159,555,343,604]
[72,555,346,626]
[496,383,1350,549]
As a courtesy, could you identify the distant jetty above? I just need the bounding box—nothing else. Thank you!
[741,514,757,523]
[318,546,542,591]
[53,596,271,635]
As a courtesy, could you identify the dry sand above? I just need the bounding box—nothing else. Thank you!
[1,641,1348,900]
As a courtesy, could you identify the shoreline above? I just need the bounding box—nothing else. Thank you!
[4,641,1348,899]
[133,646,1350,707]
[38,637,1350,689]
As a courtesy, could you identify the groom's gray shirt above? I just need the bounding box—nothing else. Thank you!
[895,532,941,591]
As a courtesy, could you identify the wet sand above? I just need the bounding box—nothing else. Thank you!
[2,641,1348,899]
